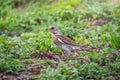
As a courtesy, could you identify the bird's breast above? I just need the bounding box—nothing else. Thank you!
[52,34,63,47]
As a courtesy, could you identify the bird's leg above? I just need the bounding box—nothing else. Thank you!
[61,45,72,57]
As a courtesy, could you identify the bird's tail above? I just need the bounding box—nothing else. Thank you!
[72,46,91,51]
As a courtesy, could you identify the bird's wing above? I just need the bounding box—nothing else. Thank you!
[57,35,79,46]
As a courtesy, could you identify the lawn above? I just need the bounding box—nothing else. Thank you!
[0,0,120,79]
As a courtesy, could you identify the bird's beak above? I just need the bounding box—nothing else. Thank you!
[46,27,49,30]
[47,27,51,30]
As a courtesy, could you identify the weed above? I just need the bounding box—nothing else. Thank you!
[0,58,25,74]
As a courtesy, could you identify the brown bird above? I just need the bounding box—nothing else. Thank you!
[48,26,84,56]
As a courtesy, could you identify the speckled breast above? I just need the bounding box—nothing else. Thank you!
[52,34,63,48]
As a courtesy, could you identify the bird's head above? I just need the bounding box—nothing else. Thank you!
[48,26,62,35]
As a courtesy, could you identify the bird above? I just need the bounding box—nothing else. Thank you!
[48,26,85,56]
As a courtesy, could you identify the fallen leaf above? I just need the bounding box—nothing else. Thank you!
[42,50,60,61]
[91,19,106,26]
[84,56,91,62]
[106,54,113,59]
[115,49,120,56]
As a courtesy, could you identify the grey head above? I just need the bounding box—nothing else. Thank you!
[48,26,62,35]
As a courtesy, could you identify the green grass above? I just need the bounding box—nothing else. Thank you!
[0,0,120,79]
[0,58,25,74]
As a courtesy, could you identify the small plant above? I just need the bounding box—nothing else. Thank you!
[76,62,108,79]
[0,58,25,74]
[108,32,120,49]
[112,3,120,19]
[30,64,78,80]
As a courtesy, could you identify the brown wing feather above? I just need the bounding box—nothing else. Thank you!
[57,35,79,46]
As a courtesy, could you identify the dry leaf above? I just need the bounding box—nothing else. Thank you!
[84,56,91,62]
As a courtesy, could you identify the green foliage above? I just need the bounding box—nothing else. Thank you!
[80,1,110,19]
[111,3,120,19]
[0,36,36,58]
[30,62,108,80]
[0,31,61,59]
[31,64,79,80]
[103,32,120,49]
[108,61,120,75]
[106,59,120,78]
[61,27,79,39]
[0,0,120,79]
[0,58,25,74]
[109,32,120,49]
[77,62,108,79]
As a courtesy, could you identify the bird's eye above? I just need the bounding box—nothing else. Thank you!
[51,27,55,30]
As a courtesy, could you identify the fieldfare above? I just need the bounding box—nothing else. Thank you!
[48,26,84,56]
